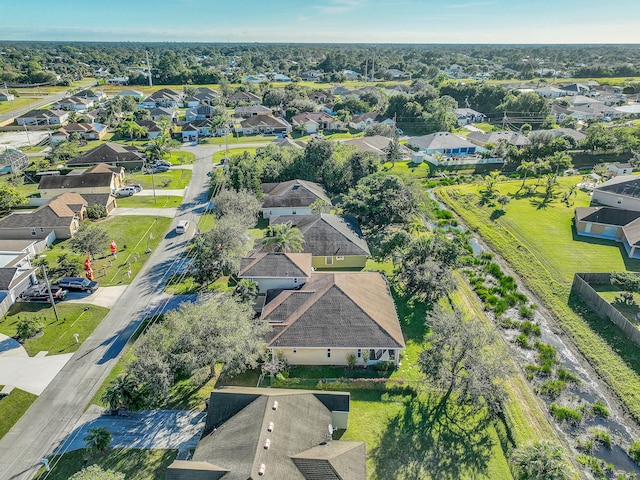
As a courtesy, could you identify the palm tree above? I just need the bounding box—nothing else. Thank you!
[310,198,329,214]
[234,279,259,303]
[118,120,137,140]
[386,134,401,168]
[516,161,536,190]
[145,135,174,161]
[101,375,141,412]
[262,222,305,253]
[543,174,557,199]
[84,427,112,456]
[548,151,572,176]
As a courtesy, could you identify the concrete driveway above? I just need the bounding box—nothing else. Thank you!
[0,351,74,395]
[57,407,206,454]
[111,207,177,218]
[64,286,127,309]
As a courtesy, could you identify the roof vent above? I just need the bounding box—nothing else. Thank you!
[258,464,266,476]
[263,438,271,450]
[267,421,274,432]
[272,401,279,410]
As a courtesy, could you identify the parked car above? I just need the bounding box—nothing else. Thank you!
[154,160,172,167]
[131,184,143,193]
[175,220,189,234]
[57,277,99,293]
[146,165,169,173]
[20,284,67,303]
[116,186,137,196]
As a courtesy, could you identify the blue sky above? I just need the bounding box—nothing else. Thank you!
[2,0,639,43]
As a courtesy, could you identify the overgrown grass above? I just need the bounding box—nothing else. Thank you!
[0,303,109,356]
[0,388,37,441]
[33,448,177,480]
[40,216,172,286]
[125,169,191,190]
[115,195,183,209]
[437,177,640,422]
[212,147,258,163]
[380,160,431,180]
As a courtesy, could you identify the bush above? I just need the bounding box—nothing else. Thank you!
[538,379,567,399]
[557,367,580,384]
[592,400,610,418]
[519,305,535,319]
[550,403,582,425]
[375,360,395,372]
[590,428,612,449]
[515,333,531,349]
[629,441,640,463]
[86,204,107,220]
[347,353,356,370]
[520,320,541,337]
[16,317,44,340]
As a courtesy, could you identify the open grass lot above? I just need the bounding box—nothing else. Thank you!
[34,448,177,480]
[115,195,182,209]
[166,151,194,165]
[213,147,258,163]
[381,160,431,180]
[437,176,640,422]
[126,169,191,190]
[0,303,109,356]
[0,388,37,441]
[0,97,40,115]
[40,216,172,286]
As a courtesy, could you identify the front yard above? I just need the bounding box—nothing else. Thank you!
[125,169,191,190]
[0,303,109,356]
[115,195,182,209]
[40,215,172,286]
[0,388,37,441]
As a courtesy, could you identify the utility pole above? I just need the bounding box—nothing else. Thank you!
[364,59,368,83]
[146,51,153,88]
[24,123,31,147]
[150,165,157,205]
[41,265,59,322]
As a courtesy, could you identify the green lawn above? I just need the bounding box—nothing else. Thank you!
[0,303,109,356]
[0,388,37,441]
[115,195,183,209]
[40,216,172,286]
[591,283,640,325]
[34,449,177,480]
[213,147,258,163]
[0,174,40,199]
[437,176,640,423]
[166,151,195,165]
[0,97,35,116]
[380,160,431,180]
[126,169,191,190]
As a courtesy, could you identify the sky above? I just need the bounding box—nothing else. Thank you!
[2,0,639,44]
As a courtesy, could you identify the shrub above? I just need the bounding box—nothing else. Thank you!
[16,317,45,340]
[535,342,559,367]
[375,360,395,372]
[346,353,356,370]
[590,428,612,449]
[520,320,541,337]
[515,333,531,349]
[519,305,535,320]
[557,367,580,384]
[592,400,610,418]
[550,403,582,425]
[630,441,640,463]
[486,262,503,279]
[86,204,107,220]
[539,379,567,399]
[576,437,594,454]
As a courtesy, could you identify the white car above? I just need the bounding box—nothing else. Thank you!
[116,186,137,197]
[175,220,189,234]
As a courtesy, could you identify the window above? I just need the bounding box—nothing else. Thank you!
[292,210,297,215]
[617,197,623,205]
[327,349,331,358]
[293,278,298,285]
[357,349,362,358]
[325,257,333,265]
[336,256,344,261]
[40,227,45,233]
[30,228,36,236]
[293,348,297,354]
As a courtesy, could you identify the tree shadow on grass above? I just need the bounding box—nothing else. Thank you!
[490,209,506,221]
[370,395,495,480]
[390,284,429,342]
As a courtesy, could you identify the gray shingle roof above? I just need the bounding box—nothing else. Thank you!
[38,171,113,190]
[263,272,404,349]
[292,442,366,480]
[262,180,331,209]
[466,130,531,147]
[575,207,640,226]
[409,132,476,151]
[187,387,361,480]
[239,252,313,278]
[67,142,145,166]
[271,214,370,257]
[596,175,640,199]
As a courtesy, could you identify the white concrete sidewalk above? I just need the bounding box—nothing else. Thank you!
[65,285,128,309]
[111,207,178,218]
[135,189,186,197]
[0,334,27,358]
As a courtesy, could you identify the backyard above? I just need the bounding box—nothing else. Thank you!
[436,176,640,422]
[39,215,172,286]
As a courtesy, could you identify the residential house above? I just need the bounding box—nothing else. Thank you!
[184,89,220,108]
[408,132,477,156]
[261,179,331,219]
[0,251,38,317]
[238,252,313,293]
[263,271,405,366]
[564,95,601,108]
[386,68,406,79]
[454,107,486,126]
[144,88,182,108]
[0,92,15,102]
[342,70,361,80]
[74,89,106,102]
[238,115,291,136]
[149,107,177,122]
[273,73,292,82]
[135,120,163,139]
[67,142,146,169]
[38,162,123,197]
[341,135,410,159]
[181,123,199,142]
[185,105,216,122]
[575,207,640,258]
[535,86,566,98]
[50,123,107,143]
[301,70,324,81]
[607,163,634,178]
[270,214,370,269]
[541,128,586,144]
[16,109,69,126]
[228,91,262,105]
[349,112,393,131]
[243,74,268,84]
[561,83,592,96]
[592,176,640,211]
[291,111,340,133]
[116,89,144,100]
[0,150,29,175]
[0,192,88,241]
[467,130,531,149]
[106,76,129,85]
[165,387,365,480]
[274,137,306,149]
[308,90,334,104]
[54,96,93,111]
[234,105,272,118]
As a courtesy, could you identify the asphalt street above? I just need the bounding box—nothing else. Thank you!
[0,145,212,480]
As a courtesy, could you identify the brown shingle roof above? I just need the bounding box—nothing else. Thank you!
[263,272,404,349]
[262,180,331,209]
[239,252,313,278]
[67,142,145,166]
[0,192,86,229]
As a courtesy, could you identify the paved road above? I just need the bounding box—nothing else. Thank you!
[0,80,97,124]
[0,146,211,480]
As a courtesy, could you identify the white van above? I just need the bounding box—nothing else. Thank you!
[116,186,137,197]
[175,220,189,234]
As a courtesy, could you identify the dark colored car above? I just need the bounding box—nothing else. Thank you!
[20,285,67,303]
[57,277,99,292]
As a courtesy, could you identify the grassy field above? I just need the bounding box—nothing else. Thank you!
[0,303,109,356]
[380,160,431,180]
[437,176,640,422]
[213,147,258,163]
[34,449,177,480]
[0,388,37,441]
[115,195,183,208]
[125,169,191,190]
[166,151,195,165]
[0,97,38,115]
[40,216,172,286]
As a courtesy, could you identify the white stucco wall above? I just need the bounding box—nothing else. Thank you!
[244,277,307,293]
[593,191,640,211]
[262,207,312,219]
